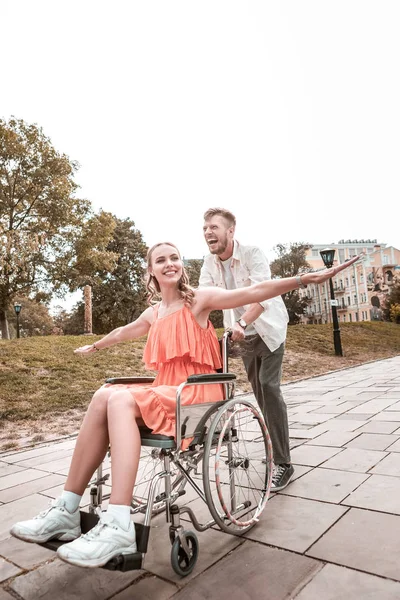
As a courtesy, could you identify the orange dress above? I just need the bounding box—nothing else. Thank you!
[114,305,224,438]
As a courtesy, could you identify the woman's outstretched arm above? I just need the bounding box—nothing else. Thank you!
[195,254,362,313]
[74,306,154,355]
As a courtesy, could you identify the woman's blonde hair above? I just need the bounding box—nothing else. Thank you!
[146,242,195,306]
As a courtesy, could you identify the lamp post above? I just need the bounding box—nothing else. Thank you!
[319,249,343,356]
[14,303,22,339]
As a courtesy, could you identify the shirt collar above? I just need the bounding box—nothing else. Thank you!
[212,239,240,267]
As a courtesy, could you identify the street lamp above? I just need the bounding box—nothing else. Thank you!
[319,249,343,356]
[14,303,22,339]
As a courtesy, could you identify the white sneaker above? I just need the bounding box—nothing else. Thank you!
[10,498,81,543]
[57,513,137,568]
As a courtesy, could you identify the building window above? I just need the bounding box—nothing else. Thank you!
[312,249,319,257]
[343,314,346,322]
[354,294,357,304]
[349,314,352,322]
[347,296,351,306]
[339,249,345,263]
[345,277,349,286]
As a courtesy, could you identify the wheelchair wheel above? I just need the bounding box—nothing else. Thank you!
[171,531,199,577]
[203,398,272,534]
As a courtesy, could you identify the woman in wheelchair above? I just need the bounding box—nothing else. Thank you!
[10,242,361,568]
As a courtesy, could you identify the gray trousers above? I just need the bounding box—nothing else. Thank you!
[241,335,291,465]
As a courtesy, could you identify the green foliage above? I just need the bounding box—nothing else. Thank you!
[8,296,54,337]
[383,280,400,322]
[270,242,312,324]
[0,118,117,338]
[390,303,400,324]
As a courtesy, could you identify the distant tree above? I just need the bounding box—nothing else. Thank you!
[270,243,311,324]
[90,217,148,333]
[8,295,54,337]
[383,280,400,323]
[0,117,117,338]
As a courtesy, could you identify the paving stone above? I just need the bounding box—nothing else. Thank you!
[0,558,21,583]
[345,433,399,451]
[306,431,360,447]
[144,518,243,583]
[112,575,177,599]
[321,448,387,473]
[0,589,15,600]
[16,448,74,468]
[0,474,66,503]
[386,438,400,451]
[290,445,342,467]
[244,495,347,552]
[357,421,400,434]
[3,440,76,464]
[310,403,359,414]
[296,563,400,599]
[172,541,322,600]
[307,508,400,580]
[0,494,50,541]
[281,468,369,503]
[0,468,50,492]
[343,474,400,514]
[33,457,73,476]
[0,535,54,569]
[385,401,400,411]
[0,463,26,478]
[10,559,142,600]
[333,413,372,421]
[322,419,368,431]
[369,452,400,476]
[295,414,335,425]
[347,398,399,414]
[370,412,400,422]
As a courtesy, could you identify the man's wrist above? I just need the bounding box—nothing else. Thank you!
[236,318,248,330]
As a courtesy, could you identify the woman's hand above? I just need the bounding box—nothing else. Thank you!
[302,253,363,286]
[74,344,99,355]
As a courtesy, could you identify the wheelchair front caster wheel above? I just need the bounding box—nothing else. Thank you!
[170,530,199,577]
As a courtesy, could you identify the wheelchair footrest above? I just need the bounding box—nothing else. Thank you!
[39,511,149,571]
[102,552,143,571]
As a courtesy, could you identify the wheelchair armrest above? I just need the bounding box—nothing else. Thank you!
[186,373,236,384]
[105,377,155,385]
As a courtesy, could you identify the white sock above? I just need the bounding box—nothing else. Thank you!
[61,490,81,513]
[107,504,132,530]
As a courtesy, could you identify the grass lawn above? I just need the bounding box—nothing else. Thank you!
[0,321,399,450]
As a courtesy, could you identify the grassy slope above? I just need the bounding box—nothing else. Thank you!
[0,322,399,423]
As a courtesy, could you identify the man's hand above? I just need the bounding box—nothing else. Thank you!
[230,322,246,342]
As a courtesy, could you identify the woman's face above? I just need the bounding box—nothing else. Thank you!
[149,244,183,288]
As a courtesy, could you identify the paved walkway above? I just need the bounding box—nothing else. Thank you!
[1,356,400,600]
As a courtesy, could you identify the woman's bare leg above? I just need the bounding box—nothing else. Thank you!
[107,390,142,505]
[64,387,112,495]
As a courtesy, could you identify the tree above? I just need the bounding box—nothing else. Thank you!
[383,279,400,323]
[0,117,117,338]
[8,295,54,337]
[270,243,311,324]
[89,217,148,333]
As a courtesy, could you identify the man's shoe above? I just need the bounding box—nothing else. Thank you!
[270,464,294,492]
[57,513,137,568]
[10,498,81,543]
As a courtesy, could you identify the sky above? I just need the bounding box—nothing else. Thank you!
[2,1,400,308]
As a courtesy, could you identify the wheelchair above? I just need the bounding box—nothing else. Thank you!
[41,332,273,577]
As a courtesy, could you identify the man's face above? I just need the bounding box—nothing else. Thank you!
[203,215,234,258]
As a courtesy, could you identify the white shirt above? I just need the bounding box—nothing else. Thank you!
[199,240,289,352]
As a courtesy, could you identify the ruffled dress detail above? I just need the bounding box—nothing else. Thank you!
[107,305,224,438]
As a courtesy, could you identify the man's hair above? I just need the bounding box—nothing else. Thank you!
[203,207,236,228]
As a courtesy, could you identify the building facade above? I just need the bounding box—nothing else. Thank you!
[300,240,400,324]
